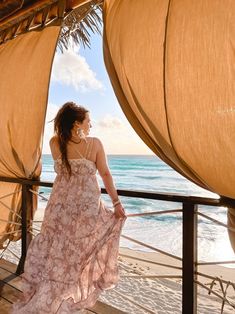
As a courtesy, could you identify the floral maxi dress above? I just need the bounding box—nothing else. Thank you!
[11,152,126,313]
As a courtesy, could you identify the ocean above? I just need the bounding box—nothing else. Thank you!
[38,154,234,266]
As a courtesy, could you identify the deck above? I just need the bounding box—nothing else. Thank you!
[0,258,127,314]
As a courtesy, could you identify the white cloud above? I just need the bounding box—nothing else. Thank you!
[96,115,124,129]
[90,116,153,155]
[51,45,103,92]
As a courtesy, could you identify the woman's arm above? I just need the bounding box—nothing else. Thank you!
[95,138,125,219]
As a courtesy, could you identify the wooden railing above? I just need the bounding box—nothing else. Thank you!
[0,176,235,314]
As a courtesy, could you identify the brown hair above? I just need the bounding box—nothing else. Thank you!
[54,102,89,174]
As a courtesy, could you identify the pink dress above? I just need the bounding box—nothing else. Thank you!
[11,141,126,313]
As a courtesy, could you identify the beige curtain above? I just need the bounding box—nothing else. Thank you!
[0,25,61,248]
[103,0,235,248]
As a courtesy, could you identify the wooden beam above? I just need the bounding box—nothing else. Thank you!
[0,0,58,31]
[66,0,93,10]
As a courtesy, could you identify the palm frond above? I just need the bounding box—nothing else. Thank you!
[58,0,103,52]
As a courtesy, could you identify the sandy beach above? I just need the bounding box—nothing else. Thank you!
[98,247,235,314]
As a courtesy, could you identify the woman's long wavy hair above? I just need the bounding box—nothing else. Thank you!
[54,102,89,174]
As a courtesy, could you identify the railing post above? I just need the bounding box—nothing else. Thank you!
[16,184,33,275]
[182,202,198,314]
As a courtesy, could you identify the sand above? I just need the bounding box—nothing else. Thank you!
[98,247,235,314]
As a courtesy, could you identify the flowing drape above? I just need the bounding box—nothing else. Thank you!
[0,25,61,248]
[103,0,235,249]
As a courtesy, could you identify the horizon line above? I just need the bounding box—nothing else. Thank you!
[42,153,155,156]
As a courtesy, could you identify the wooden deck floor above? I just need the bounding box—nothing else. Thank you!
[0,259,126,314]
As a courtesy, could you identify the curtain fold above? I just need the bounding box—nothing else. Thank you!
[0,24,61,248]
[103,0,235,250]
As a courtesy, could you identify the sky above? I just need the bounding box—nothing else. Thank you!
[43,31,153,155]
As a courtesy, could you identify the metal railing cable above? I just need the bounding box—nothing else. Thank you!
[197,260,235,266]
[0,190,22,201]
[126,209,181,217]
[197,211,235,232]
[29,188,49,201]
[28,230,37,237]
[0,218,21,225]
[6,208,22,219]
[121,234,182,261]
[197,272,235,285]
[29,226,41,233]
[1,230,22,236]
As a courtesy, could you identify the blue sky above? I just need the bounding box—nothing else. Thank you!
[43,32,152,155]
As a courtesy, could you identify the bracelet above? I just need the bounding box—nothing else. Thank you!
[112,197,119,204]
[113,200,121,207]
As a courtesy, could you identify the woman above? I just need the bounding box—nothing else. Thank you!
[11,102,126,314]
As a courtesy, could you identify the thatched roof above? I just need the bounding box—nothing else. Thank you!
[0,0,103,50]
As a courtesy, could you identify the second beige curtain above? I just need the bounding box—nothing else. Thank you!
[103,0,235,248]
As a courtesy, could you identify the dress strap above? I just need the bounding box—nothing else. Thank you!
[85,138,94,159]
[72,139,92,159]
[75,149,84,159]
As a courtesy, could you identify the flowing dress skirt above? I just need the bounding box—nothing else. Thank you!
[11,159,126,314]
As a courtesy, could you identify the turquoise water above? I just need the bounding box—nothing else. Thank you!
[39,154,234,264]
[40,154,215,197]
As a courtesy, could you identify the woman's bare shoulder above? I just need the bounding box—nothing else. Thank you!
[49,136,60,159]
[88,136,102,146]
[49,135,59,147]
[49,135,58,143]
